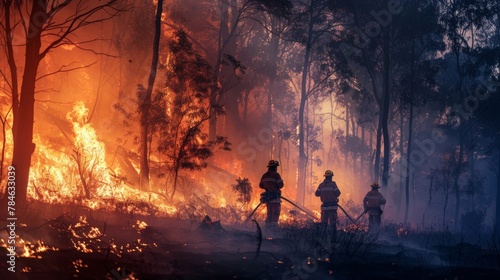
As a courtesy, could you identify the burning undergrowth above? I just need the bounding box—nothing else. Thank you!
[22,101,260,226]
[1,204,500,279]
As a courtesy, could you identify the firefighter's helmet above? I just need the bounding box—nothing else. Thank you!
[370,182,380,188]
[267,160,279,167]
[324,170,334,177]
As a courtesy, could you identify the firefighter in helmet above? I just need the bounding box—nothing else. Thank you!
[259,160,284,228]
[315,170,341,232]
[363,182,386,230]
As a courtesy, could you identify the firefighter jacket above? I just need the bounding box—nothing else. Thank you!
[363,189,386,215]
[259,170,284,203]
[315,179,341,210]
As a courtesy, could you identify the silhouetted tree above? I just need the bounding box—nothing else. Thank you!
[1,0,125,211]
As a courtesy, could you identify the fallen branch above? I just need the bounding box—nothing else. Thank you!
[253,219,262,260]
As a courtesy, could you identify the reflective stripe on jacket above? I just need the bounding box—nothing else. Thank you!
[320,201,338,211]
[315,180,341,205]
[363,190,386,215]
[259,171,284,203]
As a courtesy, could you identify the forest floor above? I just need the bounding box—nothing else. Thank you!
[1,203,500,280]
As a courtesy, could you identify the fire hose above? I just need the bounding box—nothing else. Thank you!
[244,202,263,223]
[337,204,357,224]
[354,209,367,223]
[281,196,318,220]
[245,194,366,227]
[245,195,319,222]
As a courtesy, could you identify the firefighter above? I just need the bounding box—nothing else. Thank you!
[259,160,284,228]
[315,170,341,231]
[363,182,386,230]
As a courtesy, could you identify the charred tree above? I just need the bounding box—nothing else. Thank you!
[2,0,124,211]
[139,0,163,191]
[10,0,46,212]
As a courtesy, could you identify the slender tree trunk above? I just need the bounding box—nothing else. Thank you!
[267,17,280,158]
[361,125,365,181]
[297,4,314,206]
[495,147,500,232]
[328,95,335,168]
[453,50,465,231]
[222,0,241,136]
[374,121,382,182]
[353,1,382,184]
[11,0,47,210]
[443,193,448,227]
[404,97,414,225]
[4,0,19,137]
[139,0,163,191]
[0,116,7,188]
[381,27,392,188]
[209,0,228,142]
[171,163,180,201]
[398,96,405,214]
[423,173,434,226]
[345,96,349,179]
[404,38,415,225]
[453,126,464,230]
[242,90,250,125]
[370,127,374,180]
[351,114,357,190]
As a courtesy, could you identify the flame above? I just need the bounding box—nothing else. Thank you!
[18,239,58,258]
[28,102,182,215]
[135,220,148,231]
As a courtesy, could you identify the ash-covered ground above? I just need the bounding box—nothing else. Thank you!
[1,205,500,280]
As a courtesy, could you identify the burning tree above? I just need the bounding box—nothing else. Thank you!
[161,30,230,200]
[1,0,127,212]
[127,30,231,200]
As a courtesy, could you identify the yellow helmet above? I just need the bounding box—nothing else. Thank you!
[370,182,380,188]
[324,170,334,177]
[267,160,279,167]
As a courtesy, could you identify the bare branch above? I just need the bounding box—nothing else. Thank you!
[0,69,13,93]
[39,0,126,58]
[15,3,28,36]
[35,99,74,105]
[36,61,97,81]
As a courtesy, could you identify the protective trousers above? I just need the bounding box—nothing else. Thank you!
[321,209,337,225]
[266,202,281,226]
[368,215,381,229]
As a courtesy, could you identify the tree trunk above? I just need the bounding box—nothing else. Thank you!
[209,0,229,142]
[453,126,464,230]
[267,17,280,158]
[404,99,413,224]
[398,95,405,214]
[4,0,19,138]
[345,96,349,180]
[374,120,382,182]
[443,193,448,227]
[422,173,434,226]
[360,125,365,181]
[328,94,335,168]
[496,147,500,232]
[221,0,241,136]
[11,0,47,210]
[297,4,314,206]
[381,26,392,188]
[139,0,163,191]
[404,37,415,225]
[0,115,8,187]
